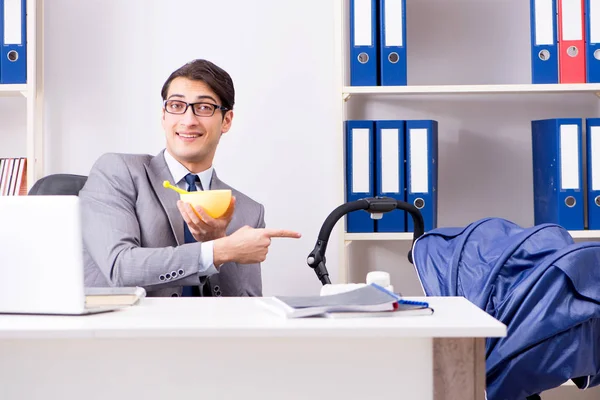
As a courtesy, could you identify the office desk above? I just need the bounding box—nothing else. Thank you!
[0,296,505,400]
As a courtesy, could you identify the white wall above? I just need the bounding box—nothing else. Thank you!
[38,0,340,296]
[0,97,26,158]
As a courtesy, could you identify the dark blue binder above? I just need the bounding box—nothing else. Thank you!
[586,118,600,229]
[585,0,600,82]
[375,120,406,232]
[350,0,379,86]
[0,1,2,83]
[379,0,407,86]
[531,118,584,230]
[405,120,438,232]
[529,0,559,84]
[0,0,27,84]
[346,120,375,233]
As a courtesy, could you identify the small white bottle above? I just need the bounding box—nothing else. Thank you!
[319,271,394,296]
[366,271,394,293]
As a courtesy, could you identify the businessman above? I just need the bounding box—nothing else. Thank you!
[80,59,300,297]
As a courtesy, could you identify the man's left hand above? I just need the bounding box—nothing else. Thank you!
[177,196,236,242]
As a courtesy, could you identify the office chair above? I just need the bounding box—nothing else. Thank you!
[28,174,88,196]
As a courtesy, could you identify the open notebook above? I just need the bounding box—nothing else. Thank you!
[324,300,434,319]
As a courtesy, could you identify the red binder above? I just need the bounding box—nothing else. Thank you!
[558,0,586,83]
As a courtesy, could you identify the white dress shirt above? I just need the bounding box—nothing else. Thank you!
[163,150,218,276]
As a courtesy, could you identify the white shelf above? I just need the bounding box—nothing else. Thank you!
[342,83,600,97]
[0,84,28,97]
[345,230,600,242]
[569,230,600,239]
[345,232,414,242]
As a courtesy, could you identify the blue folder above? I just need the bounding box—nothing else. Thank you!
[405,120,438,232]
[585,0,600,82]
[379,0,407,86]
[375,120,406,232]
[586,118,600,229]
[346,120,375,232]
[349,0,378,86]
[531,119,584,230]
[0,0,27,84]
[529,0,559,84]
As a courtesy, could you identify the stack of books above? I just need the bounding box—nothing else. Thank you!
[260,283,433,319]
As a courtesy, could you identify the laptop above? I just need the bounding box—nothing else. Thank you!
[0,195,120,315]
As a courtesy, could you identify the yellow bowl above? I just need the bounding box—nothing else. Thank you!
[180,189,232,219]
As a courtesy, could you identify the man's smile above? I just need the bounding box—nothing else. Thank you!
[176,131,204,140]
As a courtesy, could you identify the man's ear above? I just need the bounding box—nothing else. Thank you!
[160,107,167,133]
[221,110,234,134]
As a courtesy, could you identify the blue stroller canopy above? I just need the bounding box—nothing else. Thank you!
[412,217,600,400]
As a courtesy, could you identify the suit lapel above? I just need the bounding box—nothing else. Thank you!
[209,170,227,190]
[144,150,184,245]
[209,170,241,234]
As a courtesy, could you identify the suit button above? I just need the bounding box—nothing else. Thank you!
[159,275,165,281]
[178,269,184,276]
[165,273,171,280]
[170,271,177,278]
[171,293,179,297]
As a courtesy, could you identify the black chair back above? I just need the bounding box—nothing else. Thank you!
[28,174,88,196]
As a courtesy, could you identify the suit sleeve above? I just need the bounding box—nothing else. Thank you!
[80,153,215,290]
[258,205,266,229]
[239,202,265,296]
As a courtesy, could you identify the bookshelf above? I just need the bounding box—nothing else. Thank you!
[333,0,600,287]
[335,2,600,395]
[0,0,44,191]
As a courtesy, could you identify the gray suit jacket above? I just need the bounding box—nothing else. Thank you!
[80,150,265,297]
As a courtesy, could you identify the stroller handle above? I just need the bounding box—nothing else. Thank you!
[306,197,425,286]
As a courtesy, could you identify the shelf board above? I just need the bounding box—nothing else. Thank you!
[345,230,600,242]
[342,83,600,97]
[345,232,414,242]
[0,84,28,97]
[569,230,600,239]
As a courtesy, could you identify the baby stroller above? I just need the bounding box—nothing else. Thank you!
[307,197,600,400]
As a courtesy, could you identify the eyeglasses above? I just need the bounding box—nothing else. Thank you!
[163,99,229,117]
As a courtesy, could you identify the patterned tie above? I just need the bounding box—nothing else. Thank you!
[182,173,202,297]
[183,173,202,244]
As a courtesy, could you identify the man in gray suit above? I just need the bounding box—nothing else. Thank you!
[80,59,300,297]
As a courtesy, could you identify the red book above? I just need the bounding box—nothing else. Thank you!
[558,0,586,83]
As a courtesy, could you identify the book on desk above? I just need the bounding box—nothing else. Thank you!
[84,286,146,307]
[260,283,433,318]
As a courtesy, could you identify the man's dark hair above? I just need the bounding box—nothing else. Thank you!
[161,59,235,112]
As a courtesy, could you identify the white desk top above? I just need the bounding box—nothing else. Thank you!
[0,296,506,339]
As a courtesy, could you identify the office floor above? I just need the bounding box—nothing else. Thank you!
[542,384,600,399]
